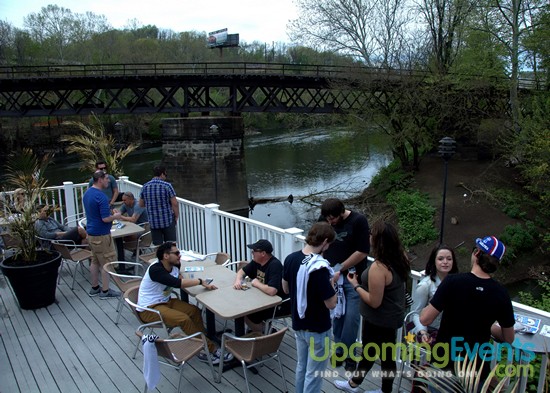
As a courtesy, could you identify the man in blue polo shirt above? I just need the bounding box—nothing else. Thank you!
[83,170,123,299]
[139,166,179,245]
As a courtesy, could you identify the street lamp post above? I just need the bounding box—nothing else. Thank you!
[438,136,456,245]
[210,124,219,203]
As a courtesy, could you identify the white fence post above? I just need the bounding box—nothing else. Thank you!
[204,203,221,254]
[118,176,129,193]
[63,181,77,226]
[282,227,304,260]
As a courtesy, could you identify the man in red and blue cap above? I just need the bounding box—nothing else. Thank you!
[420,235,515,376]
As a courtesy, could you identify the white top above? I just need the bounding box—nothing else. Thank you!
[137,262,179,311]
[411,275,442,332]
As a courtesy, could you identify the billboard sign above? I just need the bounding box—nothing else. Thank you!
[207,28,228,48]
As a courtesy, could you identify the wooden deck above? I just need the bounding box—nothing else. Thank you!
[0,263,411,393]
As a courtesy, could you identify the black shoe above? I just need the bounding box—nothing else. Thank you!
[332,352,344,368]
[115,266,133,275]
[344,358,357,372]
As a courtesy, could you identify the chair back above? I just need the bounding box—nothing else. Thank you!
[124,286,148,323]
[227,327,288,362]
[52,242,73,259]
[214,252,231,265]
[1,232,21,249]
[104,262,142,293]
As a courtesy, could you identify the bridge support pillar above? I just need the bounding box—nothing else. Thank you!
[161,116,248,213]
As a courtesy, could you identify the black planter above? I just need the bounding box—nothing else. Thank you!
[0,250,62,310]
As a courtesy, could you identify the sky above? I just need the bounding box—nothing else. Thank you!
[0,0,298,43]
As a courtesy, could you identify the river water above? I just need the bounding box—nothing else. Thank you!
[44,127,392,231]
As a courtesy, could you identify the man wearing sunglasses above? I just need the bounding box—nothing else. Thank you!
[137,242,233,365]
[87,161,120,208]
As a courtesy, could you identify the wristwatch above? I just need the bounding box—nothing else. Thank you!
[198,278,203,286]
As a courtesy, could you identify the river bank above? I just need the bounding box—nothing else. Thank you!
[360,152,549,293]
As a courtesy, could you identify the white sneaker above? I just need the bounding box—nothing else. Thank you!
[333,379,361,393]
[364,390,382,393]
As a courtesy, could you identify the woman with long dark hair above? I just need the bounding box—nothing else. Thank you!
[410,245,459,342]
[334,220,410,393]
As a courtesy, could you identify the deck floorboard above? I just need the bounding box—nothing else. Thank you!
[1,264,412,392]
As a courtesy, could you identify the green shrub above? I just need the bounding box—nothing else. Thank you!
[387,189,438,247]
[369,161,411,190]
[499,221,538,262]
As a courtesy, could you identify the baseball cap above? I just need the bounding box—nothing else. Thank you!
[475,236,506,261]
[246,239,273,254]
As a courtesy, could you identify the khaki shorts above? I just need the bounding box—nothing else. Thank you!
[88,234,117,266]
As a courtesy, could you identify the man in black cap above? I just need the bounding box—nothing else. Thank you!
[233,239,290,332]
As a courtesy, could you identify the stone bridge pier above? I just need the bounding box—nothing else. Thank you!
[161,117,248,213]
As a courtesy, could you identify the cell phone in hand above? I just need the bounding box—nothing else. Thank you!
[348,267,356,279]
[205,278,214,285]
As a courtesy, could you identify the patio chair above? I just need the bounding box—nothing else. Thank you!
[104,261,144,325]
[136,330,217,393]
[124,286,175,359]
[396,311,433,391]
[221,260,248,272]
[123,222,150,254]
[264,297,291,335]
[218,327,289,391]
[51,240,92,289]
[135,231,158,265]
[1,232,21,250]
[35,235,54,250]
[62,212,85,227]
[209,252,231,265]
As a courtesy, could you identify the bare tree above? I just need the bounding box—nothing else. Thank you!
[415,0,476,75]
[289,0,412,67]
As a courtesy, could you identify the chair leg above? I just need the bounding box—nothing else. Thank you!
[115,296,124,325]
[133,337,141,359]
[177,364,185,393]
[241,360,252,393]
[276,355,288,393]
[71,262,79,290]
[57,260,65,285]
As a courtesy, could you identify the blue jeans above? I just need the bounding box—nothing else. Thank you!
[333,276,360,354]
[295,329,331,393]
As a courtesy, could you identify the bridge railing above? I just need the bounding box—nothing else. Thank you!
[0,61,426,80]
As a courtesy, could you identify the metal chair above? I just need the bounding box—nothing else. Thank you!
[264,297,291,335]
[221,260,248,272]
[218,327,289,392]
[396,311,433,391]
[62,212,85,227]
[136,330,217,393]
[51,240,92,289]
[135,230,158,265]
[35,235,54,250]
[123,222,150,254]
[124,286,174,359]
[103,261,144,324]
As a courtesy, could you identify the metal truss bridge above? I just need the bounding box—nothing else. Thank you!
[0,62,431,118]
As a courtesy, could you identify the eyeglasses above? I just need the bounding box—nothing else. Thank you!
[170,251,181,256]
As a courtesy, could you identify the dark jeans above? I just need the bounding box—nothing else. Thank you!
[351,320,397,393]
[151,221,177,245]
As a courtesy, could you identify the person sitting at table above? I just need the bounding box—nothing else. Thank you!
[35,204,87,245]
[112,191,148,263]
[410,244,459,343]
[420,235,515,379]
[233,239,290,333]
[137,241,233,365]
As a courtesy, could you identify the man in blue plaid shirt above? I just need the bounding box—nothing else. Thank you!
[139,166,179,245]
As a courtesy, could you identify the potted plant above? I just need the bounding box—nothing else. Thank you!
[0,148,62,310]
